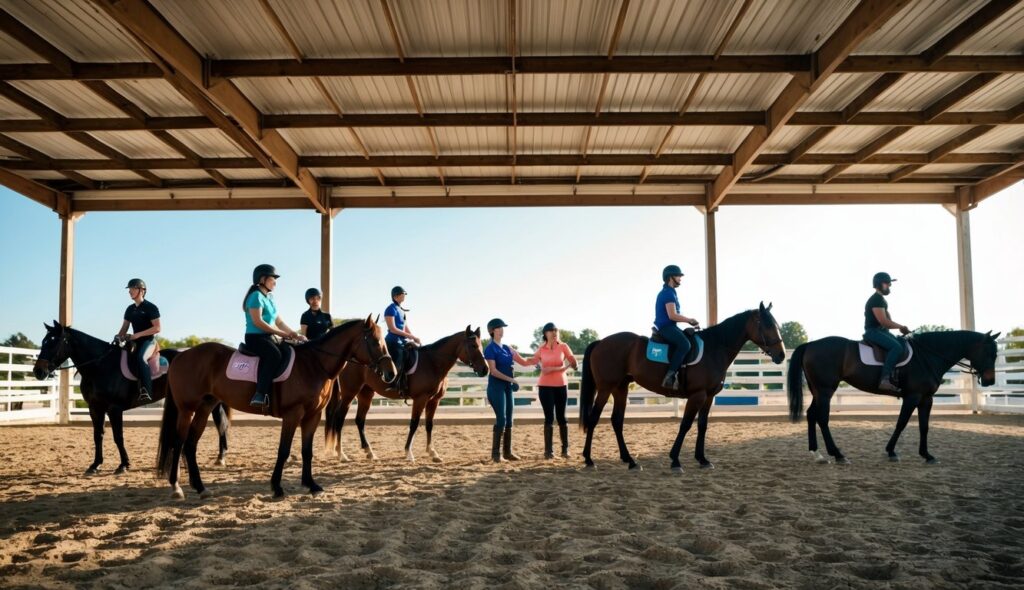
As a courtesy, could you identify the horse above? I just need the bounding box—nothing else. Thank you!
[157,315,395,499]
[787,329,1000,464]
[32,321,232,475]
[578,303,786,471]
[325,326,489,463]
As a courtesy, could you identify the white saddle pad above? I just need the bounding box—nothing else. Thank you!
[858,342,913,368]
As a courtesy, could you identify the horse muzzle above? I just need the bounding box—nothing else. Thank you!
[981,370,995,387]
[32,361,50,381]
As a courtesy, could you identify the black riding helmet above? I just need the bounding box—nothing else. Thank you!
[872,272,897,289]
[487,318,508,333]
[662,265,684,282]
[391,285,407,299]
[305,287,321,303]
[125,278,146,290]
[252,264,279,285]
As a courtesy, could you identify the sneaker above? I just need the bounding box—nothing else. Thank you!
[250,392,269,407]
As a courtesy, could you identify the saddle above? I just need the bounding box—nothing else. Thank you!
[858,338,913,368]
[227,342,296,383]
[648,327,704,366]
[120,343,169,381]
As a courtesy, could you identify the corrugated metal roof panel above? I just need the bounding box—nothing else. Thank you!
[867,73,974,112]
[515,165,578,177]
[669,125,750,153]
[394,0,508,57]
[152,169,212,180]
[779,164,833,176]
[953,75,1024,111]
[0,0,145,61]
[519,74,601,112]
[21,170,65,180]
[81,170,150,181]
[106,80,202,117]
[415,75,507,112]
[883,126,965,153]
[269,0,394,58]
[578,165,644,177]
[689,74,791,111]
[518,126,586,154]
[0,32,47,63]
[5,132,105,159]
[357,127,433,154]
[856,0,987,54]
[10,81,124,118]
[217,169,282,180]
[166,130,250,158]
[954,126,1024,153]
[444,166,510,177]
[953,1,1024,54]
[915,163,988,175]
[0,96,37,120]
[761,126,818,154]
[844,164,902,175]
[386,166,442,178]
[234,78,333,115]
[150,0,292,59]
[726,0,858,54]
[801,74,881,112]
[319,76,416,113]
[616,0,735,55]
[603,73,697,112]
[518,0,617,56]
[587,126,663,154]
[435,127,507,154]
[88,131,185,159]
[0,145,20,158]
[276,128,362,156]
[645,164,722,176]
[308,167,367,178]
[809,126,893,153]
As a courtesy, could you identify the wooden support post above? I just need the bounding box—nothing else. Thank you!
[952,198,978,412]
[320,211,334,314]
[704,208,718,326]
[58,213,81,424]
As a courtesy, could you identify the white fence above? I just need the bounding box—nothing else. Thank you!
[2,336,1023,424]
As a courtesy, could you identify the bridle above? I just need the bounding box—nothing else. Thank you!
[907,335,990,384]
[459,335,489,377]
[310,326,393,379]
[753,313,783,357]
[38,330,115,378]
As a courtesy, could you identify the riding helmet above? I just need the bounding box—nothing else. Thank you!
[305,287,321,302]
[542,322,557,333]
[487,318,508,332]
[872,272,897,288]
[391,285,407,299]
[125,278,146,290]
[252,264,280,285]
[662,265,684,281]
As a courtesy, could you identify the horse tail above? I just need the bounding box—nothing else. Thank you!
[324,379,342,452]
[156,377,179,478]
[212,402,230,437]
[787,343,808,422]
[578,340,601,433]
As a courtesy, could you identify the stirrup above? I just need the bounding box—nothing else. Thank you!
[250,392,270,407]
[138,388,152,403]
[661,372,679,391]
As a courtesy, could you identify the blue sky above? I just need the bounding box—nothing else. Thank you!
[1,183,1021,350]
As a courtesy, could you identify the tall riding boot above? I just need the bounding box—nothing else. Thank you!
[491,427,503,463]
[559,424,570,458]
[543,425,554,459]
[502,427,520,461]
[661,370,679,391]
[878,371,900,393]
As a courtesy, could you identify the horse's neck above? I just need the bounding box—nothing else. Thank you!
[68,330,116,375]
[424,334,462,373]
[916,331,978,372]
[703,313,751,362]
[316,328,359,376]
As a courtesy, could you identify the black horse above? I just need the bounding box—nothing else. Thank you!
[788,330,1000,464]
[33,321,231,475]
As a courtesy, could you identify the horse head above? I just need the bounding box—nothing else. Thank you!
[362,314,397,383]
[34,320,70,380]
[751,302,786,364]
[972,330,1001,387]
[459,325,489,377]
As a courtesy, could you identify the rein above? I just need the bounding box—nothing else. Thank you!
[905,335,984,381]
[43,331,116,376]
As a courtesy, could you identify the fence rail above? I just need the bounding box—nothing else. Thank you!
[2,336,1022,424]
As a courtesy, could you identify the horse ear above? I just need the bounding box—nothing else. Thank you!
[767,302,773,311]
[465,324,472,334]
[758,301,765,312]
[364,314,373,326]
[44,322,52,331]
[475,327,481,337]
[991,331,1001,340]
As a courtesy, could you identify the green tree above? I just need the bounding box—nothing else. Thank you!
[1005,326,1023,364]
[2,333,38,382]
[914,324,953,334]
[156,335,225,349]
[530,326,600,353]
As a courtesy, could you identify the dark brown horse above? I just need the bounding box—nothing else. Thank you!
[325,326,489,462]
[32,322,231,474]
[157,316,395,499]
[787,329,999,464]
[579,303,786,471]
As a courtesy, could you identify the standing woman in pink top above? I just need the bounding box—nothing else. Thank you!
[535,322,578,459]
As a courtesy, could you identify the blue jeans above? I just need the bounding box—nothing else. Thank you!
[487,379,514,429]
[658,323,691,372]
[863,329,904,377]
[134,337,155,394]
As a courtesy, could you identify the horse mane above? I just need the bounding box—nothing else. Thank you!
[419,331,463,352]
[294,319,364,350]
[62,325,114,351]
[699,309,754,345]
[912,329,985,351]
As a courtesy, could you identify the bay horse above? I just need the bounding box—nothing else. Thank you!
[32,321,231,475]
[157,315,395,499]
[578,303,786,471]
[787,329,999,464]
[325,326,489,463]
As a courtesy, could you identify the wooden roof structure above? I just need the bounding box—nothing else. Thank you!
[0,0,1021,214]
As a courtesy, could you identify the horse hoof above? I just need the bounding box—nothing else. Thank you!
[810,451,828,464]
[273,488,286,499]
[924,457,940,465]
[199,488,214,500]
[835,457,852,465]
[888,454,900,462]
[84,467,99,477]
[671,465,684,474]
[337,453,351,463]
[114,466,129,475]
[287,455,297,464]
[213,458,227,467]
[699,462,715,470]
[170,485,185,500]
[431,455,444,464]
[308,484,324,496]
[584,462,596,470]
[628,463,643,471]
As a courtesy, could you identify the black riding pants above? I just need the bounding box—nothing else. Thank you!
[538,385,568,426]
[245,333,281,395]
[659,323,691,373]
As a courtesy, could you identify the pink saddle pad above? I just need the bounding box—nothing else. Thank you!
[120,350,168,381]
[226,350,296,383]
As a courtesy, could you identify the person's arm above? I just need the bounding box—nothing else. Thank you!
[871,308,909,333]
[512,350,534,366]
[486,359,516,383]
[248,307,291,338]
[385,315,420,342]
[130,318,161,340]
[300,324,308,337]
[274,316,305,341]
[116,319,130,340]
[666,302,699,326]
[564,343,578,370]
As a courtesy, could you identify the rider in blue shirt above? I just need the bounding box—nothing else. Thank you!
[654,265,700,390]
[384,286,421,393]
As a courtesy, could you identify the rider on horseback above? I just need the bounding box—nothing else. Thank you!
[116,278,161,403]
[244,264,306,407]
[384,286,421,395]
[300,287,333,340]
[654,265,700,391]
[863,271,911,393]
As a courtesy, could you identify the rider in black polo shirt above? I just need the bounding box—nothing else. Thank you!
[300,288,333,340]
[115,278,161,402]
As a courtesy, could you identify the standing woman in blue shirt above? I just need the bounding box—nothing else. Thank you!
[244,264,305,407]
[654,265,700,390]
[115,278,161,403]
[484,318,536,463]
[384,286,421,389]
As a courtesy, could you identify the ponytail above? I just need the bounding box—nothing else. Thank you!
[242,285,259,312]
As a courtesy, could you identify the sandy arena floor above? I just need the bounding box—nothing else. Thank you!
[1,414,1022,589]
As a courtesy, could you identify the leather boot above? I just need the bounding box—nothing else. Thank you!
[661,370,679,391]
[502,427,520,461]
[559,424,570,458]
[490,427,503,463]
[543,425,554,459]
[878,373,901,393]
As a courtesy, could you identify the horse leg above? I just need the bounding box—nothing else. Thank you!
[109,408,131,474]
[609,388,638,470]
[805,396,826,463]
[884,393,920,462]
[668,393,705,473]
[694,396,715,469]
[183,401,215,498]
[405,397,428,462]
[355,389,376,460]
[271,411,301,498]
[169,408,194,499]
[85,404,105,475]
[300,410,324,495]
[330,391,353,462]
[815,391,848,464]
[425,390,443,463]
[581,389,611,469]
[917,395,938,464]
[211,403,229,467]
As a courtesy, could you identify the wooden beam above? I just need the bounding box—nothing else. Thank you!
[888,125,998,181]
[704,209,718,325]
[842,73,902,121]
[922,0,1023,66]
[707,0,914,210]
[320,211,334,313]
[94,0,326,213]
[0,9,74,76]
[922,73,1001,122]
[0,82,66,126]
[0,168,67,211]
[57,212,79,425]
